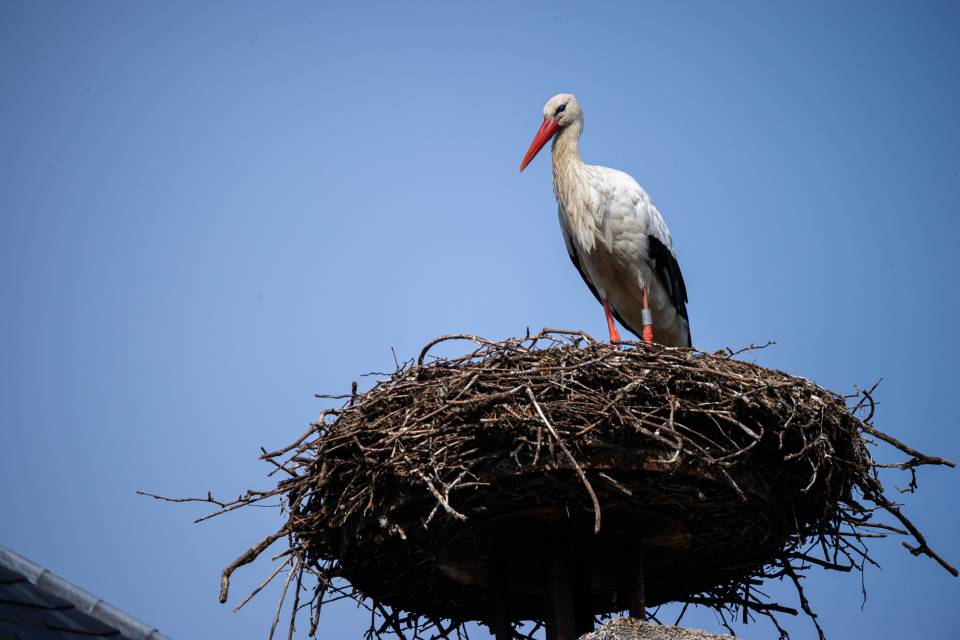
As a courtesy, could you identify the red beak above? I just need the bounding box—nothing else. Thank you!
[519,117,559,173]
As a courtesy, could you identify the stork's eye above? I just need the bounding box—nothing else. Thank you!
[556,104,567,115]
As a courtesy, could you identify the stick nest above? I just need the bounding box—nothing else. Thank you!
[151,331,956,639]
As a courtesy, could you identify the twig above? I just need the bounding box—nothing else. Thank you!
[220,526,289,603]
[859,422,956,469]
[234,557,292,612]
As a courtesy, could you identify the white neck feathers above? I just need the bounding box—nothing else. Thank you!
[551,120,584,204]
[551,121,600,252]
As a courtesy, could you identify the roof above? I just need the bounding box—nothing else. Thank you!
[0,545,173,640]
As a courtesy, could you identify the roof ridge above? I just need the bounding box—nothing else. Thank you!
[0,545,174,640]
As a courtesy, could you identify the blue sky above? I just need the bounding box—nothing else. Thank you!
[1,1,958,638]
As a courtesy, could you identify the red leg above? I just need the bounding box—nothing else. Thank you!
[641,288,654,344]
[602,299,621,343]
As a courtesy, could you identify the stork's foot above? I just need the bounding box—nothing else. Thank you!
[602,299,621,344]
[642,325,653,344]
[609,324,622,343]
[641,288,654,345]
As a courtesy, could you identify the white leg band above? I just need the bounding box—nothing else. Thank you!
[641,309,653,326]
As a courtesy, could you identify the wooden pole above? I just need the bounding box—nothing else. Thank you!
[543,522,577,640]
[628,540,646,620]
[489,525,513,640]
[572,525,595,636]
[542,518,595,640]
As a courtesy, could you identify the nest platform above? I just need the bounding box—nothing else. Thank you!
[180,331,956,639]
[309,331,864,625]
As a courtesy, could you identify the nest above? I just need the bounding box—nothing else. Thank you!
[146,331,956,639]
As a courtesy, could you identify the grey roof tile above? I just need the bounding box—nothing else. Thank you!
[0,616,69,640]
[0,547,170,640]
[0,581,73,612]
[0,567,25,583]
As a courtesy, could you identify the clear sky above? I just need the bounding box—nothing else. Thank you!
[1,2,958,638]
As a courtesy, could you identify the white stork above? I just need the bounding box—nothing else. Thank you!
[520,93,691,348]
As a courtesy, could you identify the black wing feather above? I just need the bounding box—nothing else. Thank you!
[647,235,692,344]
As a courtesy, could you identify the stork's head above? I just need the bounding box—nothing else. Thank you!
[520,93,581,173]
